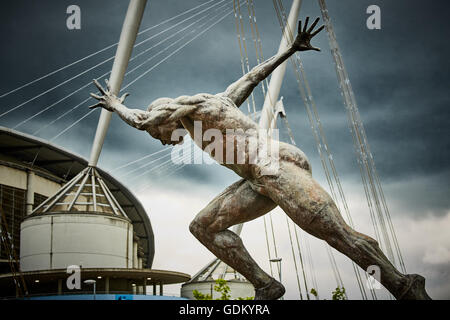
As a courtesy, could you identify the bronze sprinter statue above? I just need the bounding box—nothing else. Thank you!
[90,17,430,300]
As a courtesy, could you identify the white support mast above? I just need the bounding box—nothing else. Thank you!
[30,1,149,223]
[89,0,148,167]
[258,0,301,132]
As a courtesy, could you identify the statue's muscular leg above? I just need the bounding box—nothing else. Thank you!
[252,160,431,299]
[189,179,285,299]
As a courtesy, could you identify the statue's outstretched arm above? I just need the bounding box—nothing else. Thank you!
[89,80,199,131]
[89,79,164,131]
[225,17,324,107]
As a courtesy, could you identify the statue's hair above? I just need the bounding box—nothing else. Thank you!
[147,97,174,111]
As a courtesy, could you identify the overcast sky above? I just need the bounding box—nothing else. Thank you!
[0,0,449,299]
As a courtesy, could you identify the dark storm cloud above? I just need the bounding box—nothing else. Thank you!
[0,0,448,218]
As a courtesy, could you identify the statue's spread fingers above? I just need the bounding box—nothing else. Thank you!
[88,103,103,109]
[90,93,103,100]
[307,17,320,34]
[93,79,106,94]
[105,79,111,91]
[298,20,302,34]
[303,16,309,33]
[311,25,325,37]
[120,92,130,102]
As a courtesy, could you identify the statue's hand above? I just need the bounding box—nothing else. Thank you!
[293,17,324,52]
[89,79,130,111]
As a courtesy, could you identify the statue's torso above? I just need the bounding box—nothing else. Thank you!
[180,93,311,180]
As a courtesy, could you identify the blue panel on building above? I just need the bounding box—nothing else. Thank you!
[115,294,134,300]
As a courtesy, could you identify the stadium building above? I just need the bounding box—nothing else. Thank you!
[0,127,190,299]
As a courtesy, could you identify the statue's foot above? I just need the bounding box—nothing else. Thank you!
[398,274,432,300]
[254,278,285,300]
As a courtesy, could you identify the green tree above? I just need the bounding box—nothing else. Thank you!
[194,281,345,301]
[214,278,231,300]
[192,289,212,300]
[331,287,346,300]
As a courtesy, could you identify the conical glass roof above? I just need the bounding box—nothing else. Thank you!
[32,166,128,218]
[188,258,248,283]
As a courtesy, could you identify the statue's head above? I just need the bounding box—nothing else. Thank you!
[146,97,185,146]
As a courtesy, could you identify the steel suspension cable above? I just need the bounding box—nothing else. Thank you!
[292,225,311,299]
[262,216,275,277]
[235,0,257,113]
[33,4,229,136]
[131,139,194,180]
[245,0,267,98]
[113,148,168,171]
[153,149,196,177]
[135,145,194,192]
[274,0,372,299]
[4,0,228,123]
[50,109,96,141]
[284,1,373,300]
[232,0,252,113]
[119,8,234,92]
[279,0,381,299]
[268,211,281,281]
[123,2,230,79]
[285,216,305,299]
[120,151,174,179]
[318,0,406,274]
[248,0,271,99]
[48,7,233,141]
[137,140,200,177]
[134,151,193,194]
[0,0,218,99]
[303,232,320,298]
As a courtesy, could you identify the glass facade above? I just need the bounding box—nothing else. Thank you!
[0,184,47,260]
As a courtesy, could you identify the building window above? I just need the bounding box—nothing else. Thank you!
[0,184,26,260]
[34,193,48,210]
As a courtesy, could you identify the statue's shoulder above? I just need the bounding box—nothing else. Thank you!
[196,93,214,99]
[214,93,239,109]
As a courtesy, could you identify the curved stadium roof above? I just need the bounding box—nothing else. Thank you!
[0,126,155,268]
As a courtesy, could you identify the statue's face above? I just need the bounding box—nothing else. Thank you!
[147,97,185,146]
